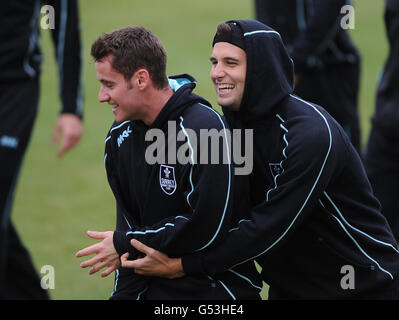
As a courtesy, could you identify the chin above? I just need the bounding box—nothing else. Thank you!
[114,116,127,124]
[218,98,229,108]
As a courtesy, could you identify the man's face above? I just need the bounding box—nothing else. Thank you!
[210,42,247,111]
[95,55,142,123]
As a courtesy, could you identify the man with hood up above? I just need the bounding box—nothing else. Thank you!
[75,25,262,300]
[122,20,399,299]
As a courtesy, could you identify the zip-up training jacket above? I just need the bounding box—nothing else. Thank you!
[255,0,360,74]
[370,0,399,138]
[106,75,262,299]
[182,20,399,299]
[0,0,83,117]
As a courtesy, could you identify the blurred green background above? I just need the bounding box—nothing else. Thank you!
[11,0,388,299]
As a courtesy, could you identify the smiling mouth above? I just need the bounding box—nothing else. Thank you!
[216,83,235,95]
[112,104,119,111]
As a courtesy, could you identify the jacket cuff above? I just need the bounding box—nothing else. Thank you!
[181,253,206,275]
[113,231,132,257]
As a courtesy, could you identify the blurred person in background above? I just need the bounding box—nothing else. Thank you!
[254,0,361,152]
[364,0,399,242]
[0,0,83,299]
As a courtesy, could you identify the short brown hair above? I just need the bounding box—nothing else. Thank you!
[216,22,232,34]
[91,26,169,89]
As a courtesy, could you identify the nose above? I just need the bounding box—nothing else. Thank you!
[98,85,110,103]
[211,62,225,81]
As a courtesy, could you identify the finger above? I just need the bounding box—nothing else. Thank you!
[80,254,103,268]
[75,243,99,258]
[57,134,76,158]
[120,253,138,269]
[130,239,152,255]
[52,124,61,145]
[57,137,69,157]
[131,259,150,275]
[120,252,129,264]
[88,260,108,275]
[101,266,117,278]
[87,230,107,240]
[63,132,80,150]
[121,258,140,269]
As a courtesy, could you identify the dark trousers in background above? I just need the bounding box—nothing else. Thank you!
[294,63,361,152]
[0,78,48,299]
[364,127,399,242]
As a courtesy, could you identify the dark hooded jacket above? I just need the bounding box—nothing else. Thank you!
[370,0,399,138]
[106,74,262,299]
[182,20,399,299]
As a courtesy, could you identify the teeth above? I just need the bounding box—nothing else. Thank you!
[218,84,234,90]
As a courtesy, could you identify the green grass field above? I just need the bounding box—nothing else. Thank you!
[11,0,388,299]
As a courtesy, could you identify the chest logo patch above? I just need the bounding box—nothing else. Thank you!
[159,165,177,195]
[269,163,282,179]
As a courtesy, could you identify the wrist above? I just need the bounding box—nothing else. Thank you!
[170,258,185,279]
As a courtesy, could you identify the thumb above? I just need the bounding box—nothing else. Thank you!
[120,252,129,264]
[121,252,129,260]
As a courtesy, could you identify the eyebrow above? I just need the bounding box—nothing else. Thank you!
[210,56,240,62]
[99,79,114,85]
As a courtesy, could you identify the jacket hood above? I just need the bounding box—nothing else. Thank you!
[151,73,212,129]
[221,20,294,128]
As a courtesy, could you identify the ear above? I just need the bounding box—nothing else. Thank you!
[134,68,150,90]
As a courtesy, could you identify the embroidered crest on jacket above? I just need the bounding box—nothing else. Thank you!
[159,165,177,195]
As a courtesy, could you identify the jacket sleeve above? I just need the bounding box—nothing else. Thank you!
[290,0,347,73]
[182,110,340,275]
[113,115,235,258]
[46,0,83,118]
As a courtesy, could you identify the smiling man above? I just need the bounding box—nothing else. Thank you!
[121,20,399,300]
[95,50,173,126]
[76,25,261,300]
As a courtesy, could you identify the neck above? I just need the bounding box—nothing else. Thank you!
[142,86,174,126]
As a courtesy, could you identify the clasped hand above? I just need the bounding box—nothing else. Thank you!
[76,233,184,279]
